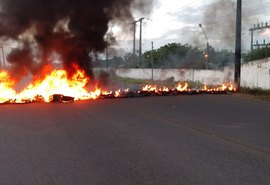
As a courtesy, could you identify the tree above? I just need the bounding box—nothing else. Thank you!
[142,43,205,69]
[141,43,235,69]
[244,47,270,62]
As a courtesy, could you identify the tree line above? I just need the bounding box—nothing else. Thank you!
[95,43,235,69]
[244,47,270,62]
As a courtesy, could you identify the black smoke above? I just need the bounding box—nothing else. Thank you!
[0,0,153,80]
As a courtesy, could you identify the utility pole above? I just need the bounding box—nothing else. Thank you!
[151,41,154,81]
[106,34,109,72]
[234,0,242,91]
[206,42,209,69]
[0,44,5,69]
[131,21,137,66]
[132,22,136,56]
[138,17,144,67]
[250,28,254,51]
[132,17,151,68]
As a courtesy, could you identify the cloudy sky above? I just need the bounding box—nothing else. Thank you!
[114,0,270,54]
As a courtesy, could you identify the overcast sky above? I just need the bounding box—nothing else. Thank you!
[114,0,270,54]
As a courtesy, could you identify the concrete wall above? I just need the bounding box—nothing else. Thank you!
[94,58,270,89]
[241,59,270,89]
[111,68,234,86]
[94,67,234,86]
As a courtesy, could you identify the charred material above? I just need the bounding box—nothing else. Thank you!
[50,94,74,103]
[0,83,235,104]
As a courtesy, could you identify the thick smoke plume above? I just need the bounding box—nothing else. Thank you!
[203,0,236,49]
[0,0,153,80]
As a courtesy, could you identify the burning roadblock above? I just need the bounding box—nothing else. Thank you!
[0,64,236,104]
[98,83,235,99]
[0,87,235,104]
[0,66,236,105]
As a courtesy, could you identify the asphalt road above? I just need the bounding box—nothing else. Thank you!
[0,94,270,185]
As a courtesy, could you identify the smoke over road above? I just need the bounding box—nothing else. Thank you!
[0,0,153,80]
[203,0,236,48]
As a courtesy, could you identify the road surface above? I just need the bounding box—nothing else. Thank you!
[0,94,270,185]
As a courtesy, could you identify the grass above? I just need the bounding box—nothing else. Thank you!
[236,87,270,101]
[110,75,205,89]
[94,70,205,87]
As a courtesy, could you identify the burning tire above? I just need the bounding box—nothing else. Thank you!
[50,94,75,103]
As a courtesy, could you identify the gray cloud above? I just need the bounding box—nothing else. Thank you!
[117,0,270,54]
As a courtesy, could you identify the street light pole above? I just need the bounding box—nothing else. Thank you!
[199,24,209,69]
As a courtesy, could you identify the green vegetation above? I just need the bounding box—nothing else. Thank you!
[95,43,234,69]
[143,43,234,69]
[244,47,270,62]
[110,75,204,89]
[142,43,204,69]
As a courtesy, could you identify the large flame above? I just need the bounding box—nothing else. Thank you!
[0,65,236,104]
[18,67,90,102]
[0,65,102,103]
[0,71,17,103]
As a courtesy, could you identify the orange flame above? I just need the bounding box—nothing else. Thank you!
[142,85,157,92]
[0,65,237,104]
[202,82,235,92]
[159,86,169,92]
[175,82,188,91]
[0,71,17,103]
[0,65,101,103]
[17,67,90,102]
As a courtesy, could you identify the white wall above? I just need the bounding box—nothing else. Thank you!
[94,68,234,86]
[241,59,270,89]
[112,68,234,86]
[94,58,270,89]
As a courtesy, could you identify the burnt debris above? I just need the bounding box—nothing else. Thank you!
[0,88,234,104]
